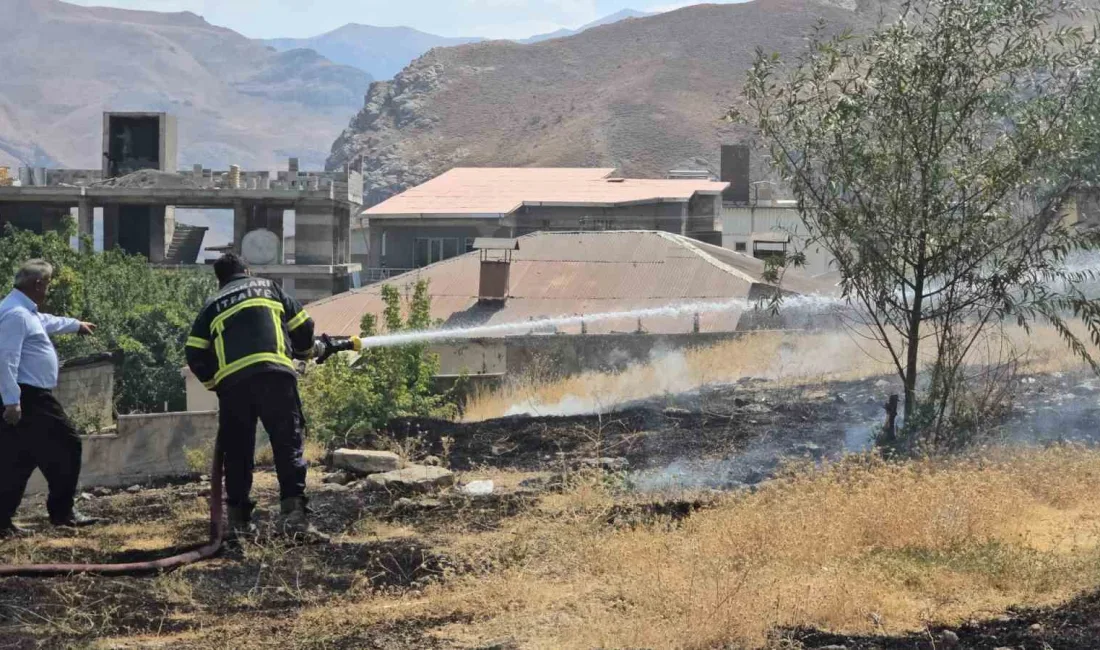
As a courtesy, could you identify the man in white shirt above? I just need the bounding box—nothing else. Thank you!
[0,259,100,537]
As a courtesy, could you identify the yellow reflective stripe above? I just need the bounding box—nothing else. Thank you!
[209,298,284,333]
[214,326,227,371]
[212,353,295,385]
[202,379,216,390]
[287,310,310,331]
[271,308,285,358]
[186,336,211,350]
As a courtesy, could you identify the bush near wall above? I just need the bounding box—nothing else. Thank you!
[300,280,460,448]
[0,219,215,414]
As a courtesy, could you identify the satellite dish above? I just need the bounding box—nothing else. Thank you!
[241,229,280,265]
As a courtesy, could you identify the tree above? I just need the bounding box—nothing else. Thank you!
[0,219,215,413]
[740,0,1100,450]
[299,279,458,447]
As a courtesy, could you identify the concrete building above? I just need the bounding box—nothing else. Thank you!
[716,145,835,277]
[309,230,837,380]
[355,168,729,282]
[0,112,362,303]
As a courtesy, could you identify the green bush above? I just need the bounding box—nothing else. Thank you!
[300,279,459,448]
[0,219,215,413]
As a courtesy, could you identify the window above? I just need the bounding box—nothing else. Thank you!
[734,241,747,252]
[465,237,476,253]
[414,237,461,267]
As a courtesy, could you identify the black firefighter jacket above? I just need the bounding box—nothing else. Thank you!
[185,274,314,393]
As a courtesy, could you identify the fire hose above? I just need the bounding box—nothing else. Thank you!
[0,335,362,578]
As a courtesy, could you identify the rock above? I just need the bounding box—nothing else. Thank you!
[741,403,770,414]
[126,485,141,494]
[815,646,848,650]
[80,492,94,501]
[365,465,455,493]
[874,379,891,388]
[322,470,352,485]
[332,449,402,475]
[422,455,443,467]
[91,486,113,497]
[791,442,824,457]
[580,457,629,472]
[1030,623,1043,632]
[940,630,959,648]
[320,483,350,493]
[663,407,691,417]
[460,480,494,496]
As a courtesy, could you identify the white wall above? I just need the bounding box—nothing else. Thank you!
[720,205,835,276]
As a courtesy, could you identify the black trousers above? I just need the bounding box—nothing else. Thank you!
[0,385,83,525]
[217,372,308,510]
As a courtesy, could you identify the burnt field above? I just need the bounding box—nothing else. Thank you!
[2,372,1100,649]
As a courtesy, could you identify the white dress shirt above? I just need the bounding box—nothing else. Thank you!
[0,289,81,406]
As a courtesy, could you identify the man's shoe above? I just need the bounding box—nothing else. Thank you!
[0,523,34,539]
[227,504,257,541]
[279,497,330,544]
[50,511,104,528]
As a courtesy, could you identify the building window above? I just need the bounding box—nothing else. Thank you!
[734,241,747,252]
[464,237,476,253]
[414,237,460,267]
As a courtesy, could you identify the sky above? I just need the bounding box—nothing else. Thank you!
[65,0,746,40]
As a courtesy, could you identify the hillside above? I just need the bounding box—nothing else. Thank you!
[264,25,483,81]
[0,0,372,170]
[327,0,872,205]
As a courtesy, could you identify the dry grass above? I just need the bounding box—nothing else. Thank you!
[464,324,1095,421]
[268,446,1100,649]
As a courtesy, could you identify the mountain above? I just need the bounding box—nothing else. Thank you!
[328,0,871,205]
[0,0,372,171]
[264,25,483,81]
[521,8,654,44]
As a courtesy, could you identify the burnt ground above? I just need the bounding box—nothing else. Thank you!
[1,372,1099,648]
[790,588,1100,649]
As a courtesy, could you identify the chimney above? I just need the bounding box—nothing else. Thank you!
[474,238,519,304]
[720,144,750,204]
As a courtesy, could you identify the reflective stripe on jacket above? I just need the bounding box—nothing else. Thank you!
[185,274,314,392]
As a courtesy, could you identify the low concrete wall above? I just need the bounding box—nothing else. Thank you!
[432,332,749,380]
[26,411,219,494]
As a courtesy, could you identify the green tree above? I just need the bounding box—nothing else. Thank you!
[0,219,215,413]
[299,279,457,447]
[741,0,1100,451]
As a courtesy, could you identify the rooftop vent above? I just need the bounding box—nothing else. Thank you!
[474,238,519,304]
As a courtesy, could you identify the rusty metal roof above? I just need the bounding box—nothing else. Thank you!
[308,231,837,337]
[364,167,730,217]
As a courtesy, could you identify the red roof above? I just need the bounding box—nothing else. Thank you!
[308,231,837,338]
[364,167,730,217]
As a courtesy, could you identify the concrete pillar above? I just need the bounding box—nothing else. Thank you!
[78,199,94,252]
[680,202,689,236]
[233,200,248,252]
[294,203,336,265]
[102,204,119,251]
[148,206,168,263]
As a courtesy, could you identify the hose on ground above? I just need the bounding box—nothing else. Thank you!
[0,439,225,578]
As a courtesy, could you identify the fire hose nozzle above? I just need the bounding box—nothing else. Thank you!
[304,334,362,365]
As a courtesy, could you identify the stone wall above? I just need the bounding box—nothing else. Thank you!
[55,357,115,432]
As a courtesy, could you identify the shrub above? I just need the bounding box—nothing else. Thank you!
[299,279,459,448]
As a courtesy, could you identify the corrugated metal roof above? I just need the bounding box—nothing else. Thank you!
[307,231,837,337]
[364,167,730,216]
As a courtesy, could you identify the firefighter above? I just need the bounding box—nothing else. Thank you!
[185,253,327,542]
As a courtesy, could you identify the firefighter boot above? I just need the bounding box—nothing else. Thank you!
[279,497,330,544]
[227,503,257,541]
